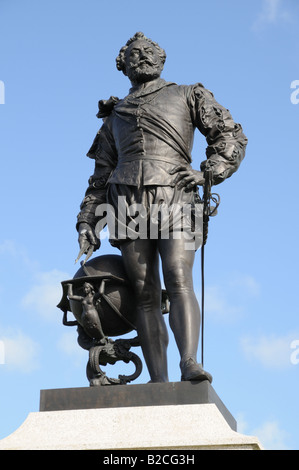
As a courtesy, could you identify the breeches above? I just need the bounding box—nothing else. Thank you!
[105,184,203,249]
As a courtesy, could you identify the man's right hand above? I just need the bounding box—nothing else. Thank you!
[76,223,101,264]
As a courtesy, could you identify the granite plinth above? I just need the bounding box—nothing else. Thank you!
[40,381,236,431]
[0,381,263,450]
[0,404,262,450]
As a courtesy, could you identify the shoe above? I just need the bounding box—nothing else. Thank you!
[180,357,212,383]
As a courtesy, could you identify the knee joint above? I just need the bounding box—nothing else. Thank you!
[164,265,193,294]
[133,279,161,307]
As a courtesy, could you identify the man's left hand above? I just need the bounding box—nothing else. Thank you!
[169,165,205,190]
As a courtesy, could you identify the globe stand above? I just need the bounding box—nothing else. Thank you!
[57,255,169,387]
[86,337,143,386]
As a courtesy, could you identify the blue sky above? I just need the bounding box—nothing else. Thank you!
[0,0,298,450]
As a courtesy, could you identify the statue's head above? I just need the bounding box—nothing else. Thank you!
[116,32,166,85]
[83,282,94,295]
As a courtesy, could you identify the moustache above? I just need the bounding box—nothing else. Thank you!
[130,59,159,69]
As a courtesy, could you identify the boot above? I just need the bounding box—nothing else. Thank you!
[180,357,212,383]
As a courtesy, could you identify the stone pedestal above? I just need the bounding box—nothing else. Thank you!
[0,382,262,450]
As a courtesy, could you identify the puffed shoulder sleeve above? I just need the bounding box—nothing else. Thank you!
[86,117,118,167]
[188,83,248,185]
[76,118,117,230]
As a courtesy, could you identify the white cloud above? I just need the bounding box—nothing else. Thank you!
[236,413,290,450]
[57,330,86,367]
[203,273,260,323]
[0,240,71,321]
[253,0,293,30]
[0,239,18,256]
[0,328,40,373]
[204,285,240,321]
[235,412,248,435]
[262,0,282,23]
[0,239,39,272]
[21,269,71,321]
[228,274,260,297]
[252,421,290,450]
[240,332,299,370]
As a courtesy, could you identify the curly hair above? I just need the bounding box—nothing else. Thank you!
[116,32,166,75]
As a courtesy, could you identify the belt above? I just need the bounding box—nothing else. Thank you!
[117,154,189,165]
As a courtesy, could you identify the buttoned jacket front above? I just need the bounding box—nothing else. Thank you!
[77,78,247,228]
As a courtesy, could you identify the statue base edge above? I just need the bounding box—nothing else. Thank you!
[39,381,236,431]
[0,402,262,450]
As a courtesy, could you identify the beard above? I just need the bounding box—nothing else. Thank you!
[127,60,163,84]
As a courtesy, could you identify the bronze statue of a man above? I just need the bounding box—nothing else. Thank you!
[76,32,247,383]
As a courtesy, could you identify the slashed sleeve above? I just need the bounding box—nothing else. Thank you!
[189,83,248,185]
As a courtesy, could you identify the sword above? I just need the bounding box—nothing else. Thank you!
[201,168,220,367]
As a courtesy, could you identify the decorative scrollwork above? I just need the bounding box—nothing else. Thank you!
[86,337,143,386]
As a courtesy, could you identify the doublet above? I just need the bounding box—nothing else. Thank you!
[77,78,247,229]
